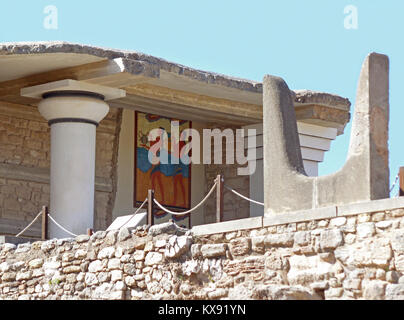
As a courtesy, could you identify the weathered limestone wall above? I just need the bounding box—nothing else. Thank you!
[0,101,122,236]
[204,124,250,224]
[1,207,404,300]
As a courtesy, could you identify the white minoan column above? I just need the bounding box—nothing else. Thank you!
[21,80,125,238]
[39,94,108,239]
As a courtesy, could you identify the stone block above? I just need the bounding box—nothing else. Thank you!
[390,230,404,254]
[229,238,251,256]
[287,255,335,286]
[75,235,89,243]
[324,287,343,299]
[108,259,121,270]
[154,239,166,248]
[357,223,376,239]
[329,217,347,227]
[319,229,343,250]
[148,222,179,237]
[376,221,392,229]
[62,266,81,274]
[386,271,399,284]
[85,273,99,286]
[123,263,136,275]
[334,238,392,268]
[265,255,288,271]
[88,260,103,273]
[252,284,321,300]
[362,280,386,299]
[394,254,404,273]
[144,252,164,266]
[98,246,115,259]
[111,270,123,282]
[105,230,117,245]
[294,231,311,246]
[264,233,294,247]
[28,259,43,269]
[118,227,131,242]
[165,235,192,259]
[385,284,404,300]
[200,244,227,258]
[132,250,145,261]
[133,237,147,250]
[251,236,265,253]
[343,278,362,290]
[190,244,202,258]
[2,272,16,282]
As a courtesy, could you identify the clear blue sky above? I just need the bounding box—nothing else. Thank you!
[1,0,403,192]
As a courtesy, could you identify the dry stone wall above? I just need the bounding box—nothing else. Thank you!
[1,208,404,300]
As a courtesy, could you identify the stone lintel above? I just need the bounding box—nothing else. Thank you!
[337,197,404,217]
[191,197,404,236]
[21,79,126,101]
[263,206,337,227]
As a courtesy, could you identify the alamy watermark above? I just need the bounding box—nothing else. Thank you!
[147,122,257,176]
[344,5,358,30]
[43,5,58,30]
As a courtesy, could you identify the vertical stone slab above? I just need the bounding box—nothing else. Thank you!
[263,76,314,215]
[368,54,390,198]
[263,52,390,216]
[317,53,389,205]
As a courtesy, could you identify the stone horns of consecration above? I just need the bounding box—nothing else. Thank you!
[263,53,390,215]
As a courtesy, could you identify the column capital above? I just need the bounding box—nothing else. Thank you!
[21,79,126,101]
[21,79,126,125]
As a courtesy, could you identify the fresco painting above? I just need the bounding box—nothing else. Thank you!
[135,112,191,222]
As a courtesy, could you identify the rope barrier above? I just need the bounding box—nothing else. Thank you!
[13,175,264,237]
[224,185,264,206]
[153,181,218,216]
[15,211,43,238]
[48,214,78,237]
[12,169,403,237]
[116,198,148,229]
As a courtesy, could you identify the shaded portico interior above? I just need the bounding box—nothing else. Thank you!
[0,42,351,238]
